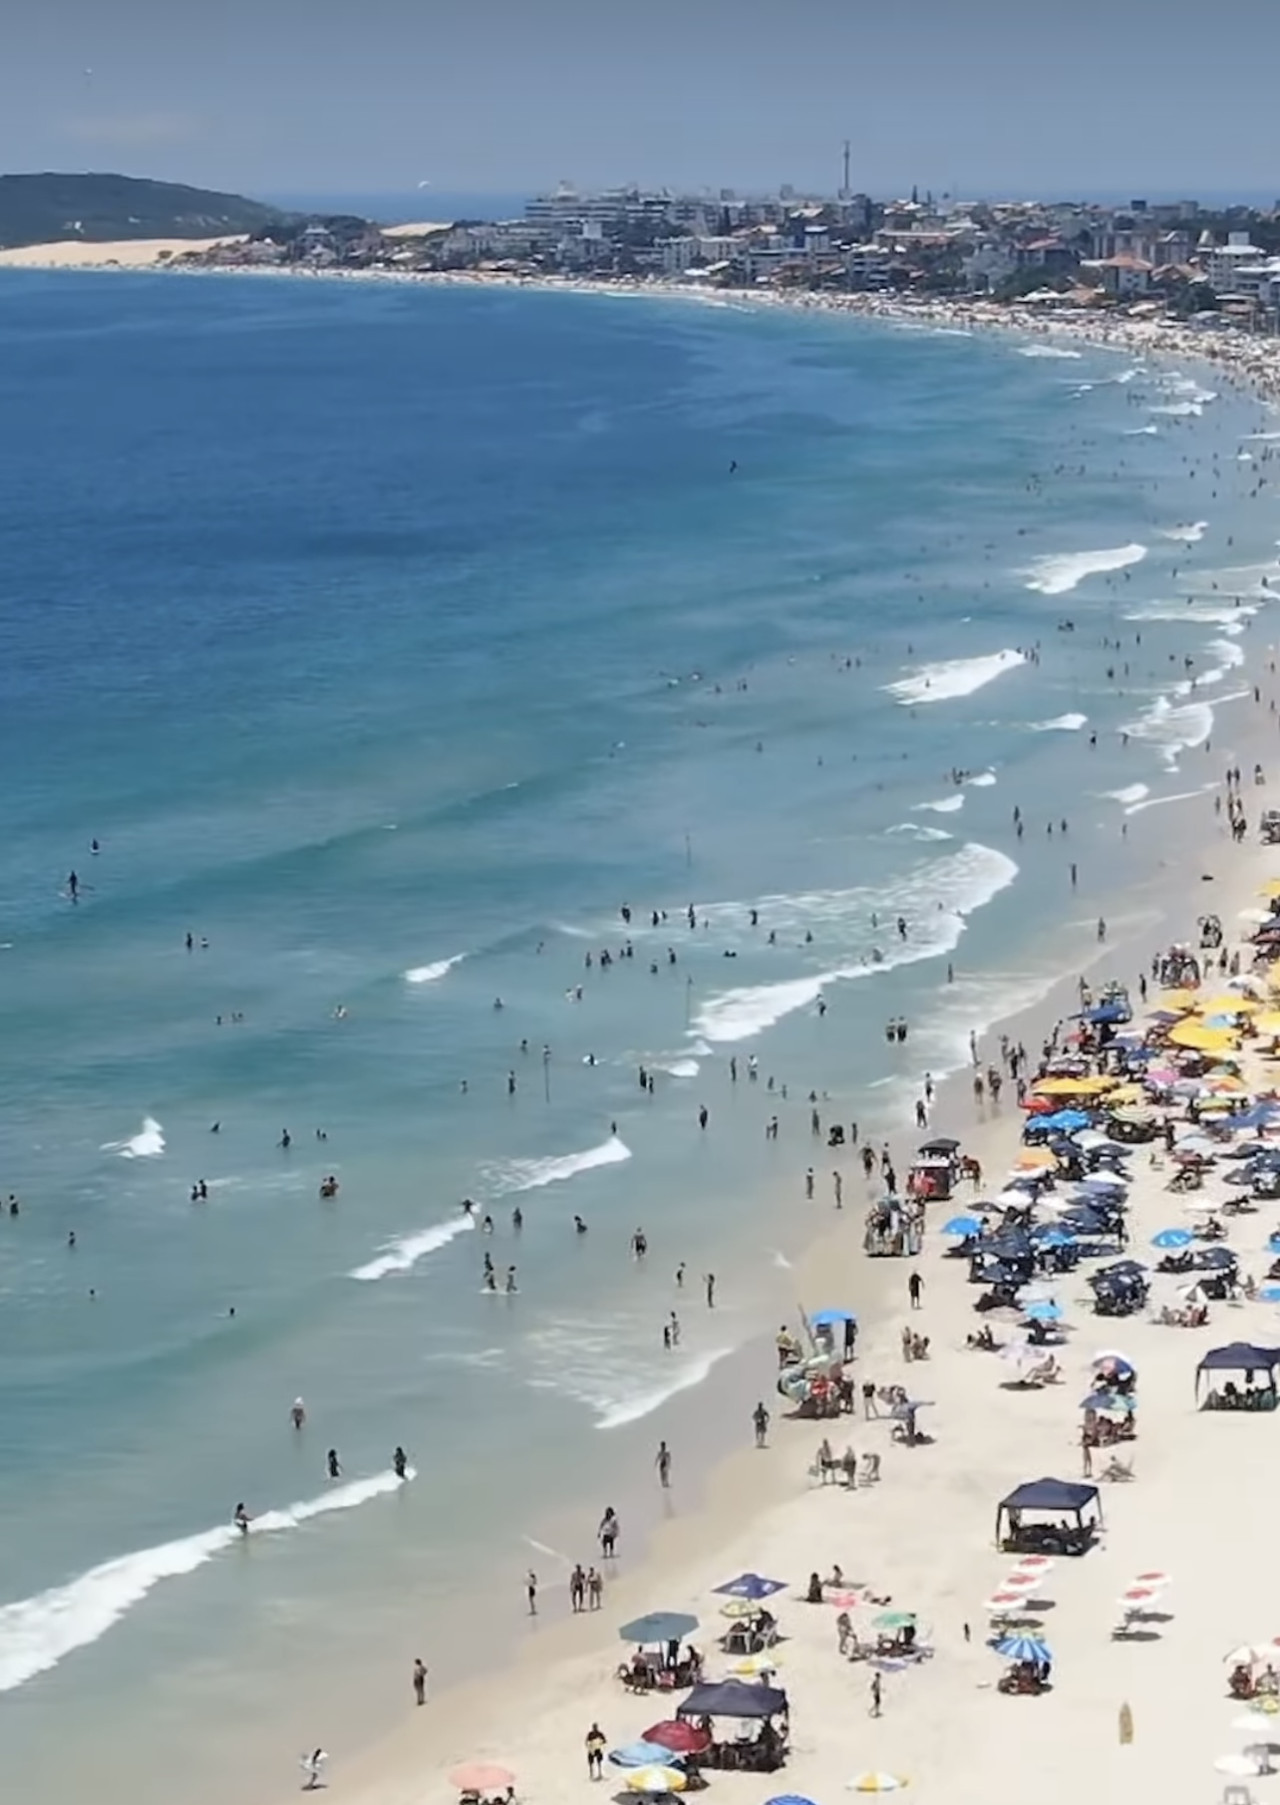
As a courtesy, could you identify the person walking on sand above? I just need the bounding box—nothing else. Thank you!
[753,1400,770,1448]
[869,1671,882,1718]
[587,1565,603,1609]
[908,1270,923,1310]
[526,1569,538,1615]
[833,1171,843,1208]
[656,1441,672,1487]
[599,1507,619,1558]
[585,1724,607,1780]
[570,1563,587,1612]
[704,1272,716,1307]
[412,1657,427,1706]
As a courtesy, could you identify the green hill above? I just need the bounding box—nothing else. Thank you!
[0,172,287,249]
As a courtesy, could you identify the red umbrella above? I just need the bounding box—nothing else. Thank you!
[643,1722,711,1757]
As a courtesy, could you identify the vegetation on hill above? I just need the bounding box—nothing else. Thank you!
[0,172,287,249]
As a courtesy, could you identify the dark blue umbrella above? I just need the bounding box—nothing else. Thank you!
[714,1572,786,1600]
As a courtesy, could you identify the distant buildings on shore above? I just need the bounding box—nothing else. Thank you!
[187,184,1280,327]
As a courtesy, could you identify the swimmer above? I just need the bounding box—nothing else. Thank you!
[574,1214,588,1234]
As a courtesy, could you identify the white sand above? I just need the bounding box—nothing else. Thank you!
[0,235,246,269]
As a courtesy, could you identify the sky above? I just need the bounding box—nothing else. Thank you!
[2,0,1279,205]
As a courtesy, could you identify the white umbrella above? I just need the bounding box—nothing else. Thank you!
[1216,1754,1266,1777]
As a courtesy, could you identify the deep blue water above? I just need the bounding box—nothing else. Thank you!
[0,271,1276,1801]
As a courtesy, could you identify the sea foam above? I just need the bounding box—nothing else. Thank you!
[1160,521,1208,544]
[489,1135,631,1193]
[1029,713,1088,732]
[690,842,1018,1046]
[885,648,1024,705]
[1123,695,1215,770]
[101,1117,165,1159]
[1024,544,1147,595]
[0,1468,412,1693]
[404,954,466,984]
[915,795,965,814]
[349,1215,475,1282]
[1018,343,1082,360]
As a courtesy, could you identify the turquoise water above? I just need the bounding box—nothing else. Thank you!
[0,273,1276,1799]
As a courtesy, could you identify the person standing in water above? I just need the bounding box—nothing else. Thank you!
[655,1441,672,1487]
[326,1449,341,1480]
[290,1398,306,1430]
[412,1658,428,1706]
[393,1446,408,1479]
[704,1272,716,1308]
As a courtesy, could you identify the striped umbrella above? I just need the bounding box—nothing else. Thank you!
[995,1635,1051,1663]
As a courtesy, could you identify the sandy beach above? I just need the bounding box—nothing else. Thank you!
[0,235,246,268]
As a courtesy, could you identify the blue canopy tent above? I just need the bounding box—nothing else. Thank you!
[996,1477,1102,1545]
[1195,1342,1280,1403]
[677,1679,788,1721]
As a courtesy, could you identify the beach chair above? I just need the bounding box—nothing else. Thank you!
[1221,1786,1256,1805]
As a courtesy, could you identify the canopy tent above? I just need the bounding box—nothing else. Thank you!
[996,1477,1101,1543]
[677,1679,788,1720]
[1196,1343,1280,1400]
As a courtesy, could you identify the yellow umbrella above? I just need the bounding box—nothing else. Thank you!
[626,1770,687,1795]
[1158,988,1200,1012]
[1199,994,1260,1015]
[1029,1077,1093,1096]
[1013,1148,1057,1170]
[1259,881,1280,899]
[719,1600,757,1619]
[1167,1023,1239,1051]
[848,1776,909,1794]
[731,1652,783,1677]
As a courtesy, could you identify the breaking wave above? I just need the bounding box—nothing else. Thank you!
[1024,544,1147,595]
[885,649,1024,705]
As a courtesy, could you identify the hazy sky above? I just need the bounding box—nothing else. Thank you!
[3,0,1279,202]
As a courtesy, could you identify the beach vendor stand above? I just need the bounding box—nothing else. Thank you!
[996,1478,1101,1557]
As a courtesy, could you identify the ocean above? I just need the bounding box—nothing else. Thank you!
[0,271,1276,1801]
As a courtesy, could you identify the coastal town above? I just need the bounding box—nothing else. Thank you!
[184,180,1280,328]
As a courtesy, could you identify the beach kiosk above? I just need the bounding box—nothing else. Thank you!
[996,1477,1102,1557]
[1196,1342,1280,1411]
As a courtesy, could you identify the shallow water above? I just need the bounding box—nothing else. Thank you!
[0,272,1277,1799]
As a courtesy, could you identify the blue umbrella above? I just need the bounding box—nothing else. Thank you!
[1024,1300,1062,1321]
[810,1307,857,1327]
[943,1214,982,1236]
[1032,1226,1073,1248]
[1151,1227,1193,1249]
[1039,1109,1091,1132]
[766,1797,818,1805]
[1259,1285,1280,1303]
[1268,1231,1280,1253]
[618,1612,699,1645]
[714,1572,787,1600]
[1081,1390,1135,1413]
[610,1744,685,1770]
[996,1634,1052,1663]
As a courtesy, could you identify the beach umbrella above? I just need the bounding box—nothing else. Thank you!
[942,1214,982,1236]
[1258,1286,1280,1304]
[1151,1227,1194,1249]
[713,1572,786,1600]
[847,1775,908,1793]
[625,1767,687,1794]
[1009,1554,1054,1572]
[1118,1585,1163,1607]
[1132,1570,1170,1586]
[1081,1391,1134,1415]
[872,1611,916,1631]
[997,1571,1040,1591]
[995,1635,1051,1663]
[731,1652,783,1677]
[1233,1714,1280,1732]
[810,1307,857,1327]
[450,1766,516,1794]
[610,1744,684,1770]
[767,1796,818,1805]
[618,1612,699,1645]
[983,1591,1031,1613]
[1215,1754,1268,1778]
[719,1600,759,1619]
[642,1724,710,1757]
[1023,1300,1062,1322]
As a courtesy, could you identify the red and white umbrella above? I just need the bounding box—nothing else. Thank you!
[999,1572,1040,1592]
[1132,1570,1171,1587]
[1009,1554,1054,1572]
[983,1591,1029,1613]
[1119,1586,1163,1608]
